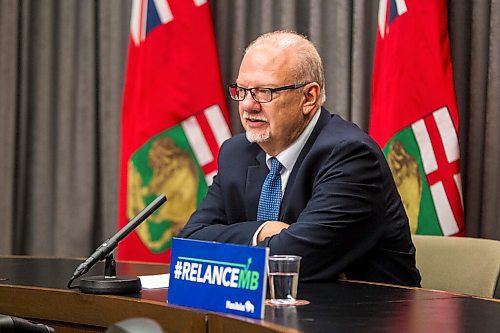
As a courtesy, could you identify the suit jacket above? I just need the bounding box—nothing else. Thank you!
[178,108,421,287]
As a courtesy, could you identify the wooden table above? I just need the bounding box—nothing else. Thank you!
[1,256,499,332]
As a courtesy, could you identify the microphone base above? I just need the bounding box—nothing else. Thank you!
[79,275,142,294]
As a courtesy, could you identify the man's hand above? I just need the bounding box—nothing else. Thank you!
[257,221,289,243]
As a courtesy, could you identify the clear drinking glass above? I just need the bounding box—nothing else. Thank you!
[268,255,301,305]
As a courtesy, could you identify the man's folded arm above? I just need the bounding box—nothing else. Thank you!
[177,174,267,245]
[179,220,267,245]
[258,141,385,280]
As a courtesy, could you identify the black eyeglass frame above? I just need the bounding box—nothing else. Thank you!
[228,82,308,103]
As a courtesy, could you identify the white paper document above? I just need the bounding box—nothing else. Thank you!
[139,273,170,289]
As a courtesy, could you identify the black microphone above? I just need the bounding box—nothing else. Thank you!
[0,315,55,333]
[68,194,167,293]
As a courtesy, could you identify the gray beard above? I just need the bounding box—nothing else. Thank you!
[245,129,270,143]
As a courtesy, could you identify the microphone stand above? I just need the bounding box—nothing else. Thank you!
[79,253,138,294]
[67,194,167,294]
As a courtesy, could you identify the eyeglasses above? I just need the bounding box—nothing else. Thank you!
[228,82,308,103]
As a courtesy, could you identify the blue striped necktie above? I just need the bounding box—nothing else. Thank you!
[257,157,283,221]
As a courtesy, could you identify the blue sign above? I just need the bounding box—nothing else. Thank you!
[168,238,269,319]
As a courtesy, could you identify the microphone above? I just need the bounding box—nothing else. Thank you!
[0,314,55,333]
[68,194,167,293]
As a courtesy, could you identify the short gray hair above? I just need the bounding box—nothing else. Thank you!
[246,30,326,105]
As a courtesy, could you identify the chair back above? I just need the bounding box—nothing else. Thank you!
[412,235,500,298]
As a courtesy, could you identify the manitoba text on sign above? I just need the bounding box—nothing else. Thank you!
[168,238,269,319]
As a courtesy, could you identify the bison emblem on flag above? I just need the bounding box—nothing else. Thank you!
[383,107,463,236]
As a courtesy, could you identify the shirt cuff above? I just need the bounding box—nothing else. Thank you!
[252,221,270,246]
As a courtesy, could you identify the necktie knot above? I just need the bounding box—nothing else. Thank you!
[270,157,283,176]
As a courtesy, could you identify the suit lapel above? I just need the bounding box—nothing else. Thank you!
[280,108,331,220]
[245,150,268,220]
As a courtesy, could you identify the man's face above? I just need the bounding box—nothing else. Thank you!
[236,46,308,156]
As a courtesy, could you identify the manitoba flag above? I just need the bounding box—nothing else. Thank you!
[370,0,464,236]
[118,0,231,262]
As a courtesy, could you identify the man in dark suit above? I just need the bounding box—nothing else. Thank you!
[178,30,421,287]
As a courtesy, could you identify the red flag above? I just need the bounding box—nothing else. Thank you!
[370,0,464,236]
[118,0,231,262]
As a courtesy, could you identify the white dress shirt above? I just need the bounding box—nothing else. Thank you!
[252,107,322,245]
